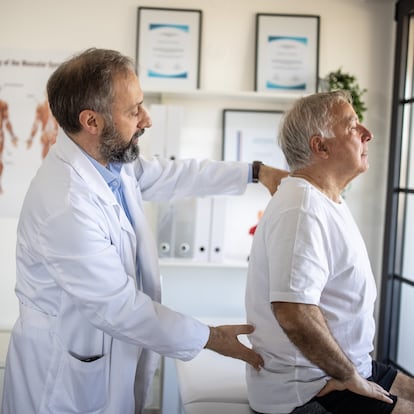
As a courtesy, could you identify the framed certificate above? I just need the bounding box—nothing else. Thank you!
[222,109,288,170]
[136,7,202,91]
[255,14,320,95]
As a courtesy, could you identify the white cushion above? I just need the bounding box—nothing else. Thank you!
[184,402,253,414]
[176,348,248,405]
[176,317,253,413]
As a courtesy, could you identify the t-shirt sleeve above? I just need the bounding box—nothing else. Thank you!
[266,208,330,305]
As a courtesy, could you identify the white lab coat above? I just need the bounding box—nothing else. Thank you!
[1,130,249,414]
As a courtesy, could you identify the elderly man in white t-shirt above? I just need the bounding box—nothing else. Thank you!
[245,90,414,414]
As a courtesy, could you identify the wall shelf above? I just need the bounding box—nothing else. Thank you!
[159,258,248,270]
[145,89,302,105]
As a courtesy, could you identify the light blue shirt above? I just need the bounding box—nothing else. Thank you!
[84,153,133,225]
[248,164,253,182]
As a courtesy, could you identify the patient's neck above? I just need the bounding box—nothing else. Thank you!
[290,169,342,203]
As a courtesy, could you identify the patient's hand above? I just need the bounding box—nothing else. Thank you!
[317,372,393,404]
[204,324,264,371]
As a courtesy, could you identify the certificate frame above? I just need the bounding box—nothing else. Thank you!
[255,13,320,95]
[222,109,288,170]
[136,7,202,91]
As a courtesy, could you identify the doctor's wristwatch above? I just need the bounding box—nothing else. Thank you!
[252,160,263,183]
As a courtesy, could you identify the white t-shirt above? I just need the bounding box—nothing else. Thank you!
[245,176,377,414]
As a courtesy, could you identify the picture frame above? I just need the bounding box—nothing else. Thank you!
[222,109,288,169]
[255,13,320,95]
[136,7,202,91]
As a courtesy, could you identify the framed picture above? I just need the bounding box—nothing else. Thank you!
[222,109,288,169]
[136,7,202,91]
[255,13,320,95]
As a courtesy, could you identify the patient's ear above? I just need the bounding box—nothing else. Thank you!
[310,135,329,159]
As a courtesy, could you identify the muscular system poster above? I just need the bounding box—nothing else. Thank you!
[0,49,70,217]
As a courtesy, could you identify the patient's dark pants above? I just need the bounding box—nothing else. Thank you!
[252,361,398,414]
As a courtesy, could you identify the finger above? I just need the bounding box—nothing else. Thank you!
[316,386,329,397]
[382,394,394,404]
[223,326,263,368]
[372,384,393,404]
[236,342,264,371]
[316,378,345,397]
[374,391,393,404]
[230,324,255,336]
[316,382,335,397]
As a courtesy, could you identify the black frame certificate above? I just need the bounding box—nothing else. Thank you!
[222,109,288,170]
[255,14,320,95]
[136,7,202,91]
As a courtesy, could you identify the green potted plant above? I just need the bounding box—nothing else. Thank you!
[321,68,367,121]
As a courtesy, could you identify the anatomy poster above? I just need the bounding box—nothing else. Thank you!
[0,49,71,217]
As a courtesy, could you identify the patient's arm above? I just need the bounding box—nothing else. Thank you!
[272,302,393,404]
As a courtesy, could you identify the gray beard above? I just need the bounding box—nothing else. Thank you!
[100,123,143,164]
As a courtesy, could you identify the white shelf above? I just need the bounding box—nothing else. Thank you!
[159,258,248,269]
[145,88,302,104]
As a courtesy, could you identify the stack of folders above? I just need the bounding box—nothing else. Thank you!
[157,196,226,262]
[147,103,182,160]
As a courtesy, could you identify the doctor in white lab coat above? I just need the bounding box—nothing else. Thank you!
[2,48,284,414]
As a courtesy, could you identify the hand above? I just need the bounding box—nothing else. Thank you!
[259,165,289,195]
[317,371,394,404]
[204,324,264,371]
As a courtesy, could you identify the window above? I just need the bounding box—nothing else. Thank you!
[378,0,414,374]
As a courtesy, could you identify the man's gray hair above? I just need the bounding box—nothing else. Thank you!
[47,48,136,134]
[279,90,352,171]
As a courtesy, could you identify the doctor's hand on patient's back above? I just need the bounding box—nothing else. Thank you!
[204,324,264,371]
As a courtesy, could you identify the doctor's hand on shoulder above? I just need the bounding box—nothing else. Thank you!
[256,163,289,196]
[204,324,264,371]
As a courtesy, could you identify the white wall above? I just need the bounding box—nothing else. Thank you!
[0,0,396,328]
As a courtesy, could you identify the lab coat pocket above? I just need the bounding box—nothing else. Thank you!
[49,350,109,413]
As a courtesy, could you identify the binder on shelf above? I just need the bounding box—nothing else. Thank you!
[208,196,226,262]
[147,104,183,159]
[148,104,167,158]
[193,197,212,261]
[165,105,183,160]
[156,201,175,258]
[156,197,214,261]
[174,198,196,258]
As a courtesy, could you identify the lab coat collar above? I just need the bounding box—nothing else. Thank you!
[53,129,134,235]
[53,129,114,202]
